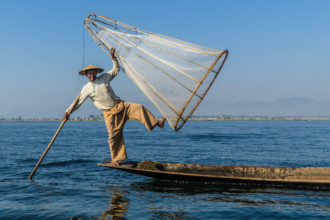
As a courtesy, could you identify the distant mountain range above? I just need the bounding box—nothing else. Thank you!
[2,97,330,119]
[108,97,330,117]
[194,97,330,117]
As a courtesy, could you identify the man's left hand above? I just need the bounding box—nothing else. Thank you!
[110,48,116,59]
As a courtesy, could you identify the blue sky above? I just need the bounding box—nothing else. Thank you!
[1,0,330,118]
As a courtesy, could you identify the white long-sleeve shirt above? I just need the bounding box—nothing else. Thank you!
[66,57,121,113]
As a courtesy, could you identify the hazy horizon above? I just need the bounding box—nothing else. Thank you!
[2,97,330,119]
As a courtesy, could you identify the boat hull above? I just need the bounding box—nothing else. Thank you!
[98,160,330,189]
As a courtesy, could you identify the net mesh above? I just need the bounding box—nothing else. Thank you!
[85,14,228,131]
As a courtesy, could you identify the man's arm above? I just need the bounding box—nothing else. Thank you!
[102,48,120,82]
[63,88,89,120]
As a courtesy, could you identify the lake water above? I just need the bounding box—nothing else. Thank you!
[0,120,329,219]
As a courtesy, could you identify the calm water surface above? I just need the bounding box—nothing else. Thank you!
[0,120,329,219]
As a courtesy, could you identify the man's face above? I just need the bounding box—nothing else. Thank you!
[86,69,97,82]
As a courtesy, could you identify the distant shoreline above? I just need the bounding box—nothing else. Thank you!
[2,117,330,122]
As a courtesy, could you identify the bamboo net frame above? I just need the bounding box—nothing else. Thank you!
[84,14,228,131]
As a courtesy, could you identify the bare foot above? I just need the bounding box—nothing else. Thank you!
[158,116,166,128]
[111,161,119,166]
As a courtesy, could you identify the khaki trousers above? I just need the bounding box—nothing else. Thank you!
[103,101,159,161]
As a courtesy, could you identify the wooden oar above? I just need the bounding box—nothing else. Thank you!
[28,94,80,180]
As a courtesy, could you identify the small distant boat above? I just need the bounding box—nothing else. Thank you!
[98,160,330,189]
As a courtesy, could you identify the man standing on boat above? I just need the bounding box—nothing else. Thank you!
[64,48,166,165]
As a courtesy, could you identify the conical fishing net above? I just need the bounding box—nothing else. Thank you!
[85,14,228,131]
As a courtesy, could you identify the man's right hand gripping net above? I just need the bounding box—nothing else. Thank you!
[85,14,228,131]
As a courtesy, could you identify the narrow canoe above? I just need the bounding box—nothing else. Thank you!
[98,160,330,189]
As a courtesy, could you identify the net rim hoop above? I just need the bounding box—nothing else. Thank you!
[175,50,229,131]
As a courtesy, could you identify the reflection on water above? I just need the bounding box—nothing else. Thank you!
[128,179,330,217]
[102,187,129,220]
[149,211,195,220]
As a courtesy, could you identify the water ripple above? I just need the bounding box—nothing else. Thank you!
[0,121,329,219]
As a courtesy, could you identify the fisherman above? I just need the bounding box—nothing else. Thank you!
[63,48,166,165]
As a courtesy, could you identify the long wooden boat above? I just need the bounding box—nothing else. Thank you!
[98,160,330,189]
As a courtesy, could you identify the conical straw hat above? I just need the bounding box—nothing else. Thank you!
[79,65,104,75]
